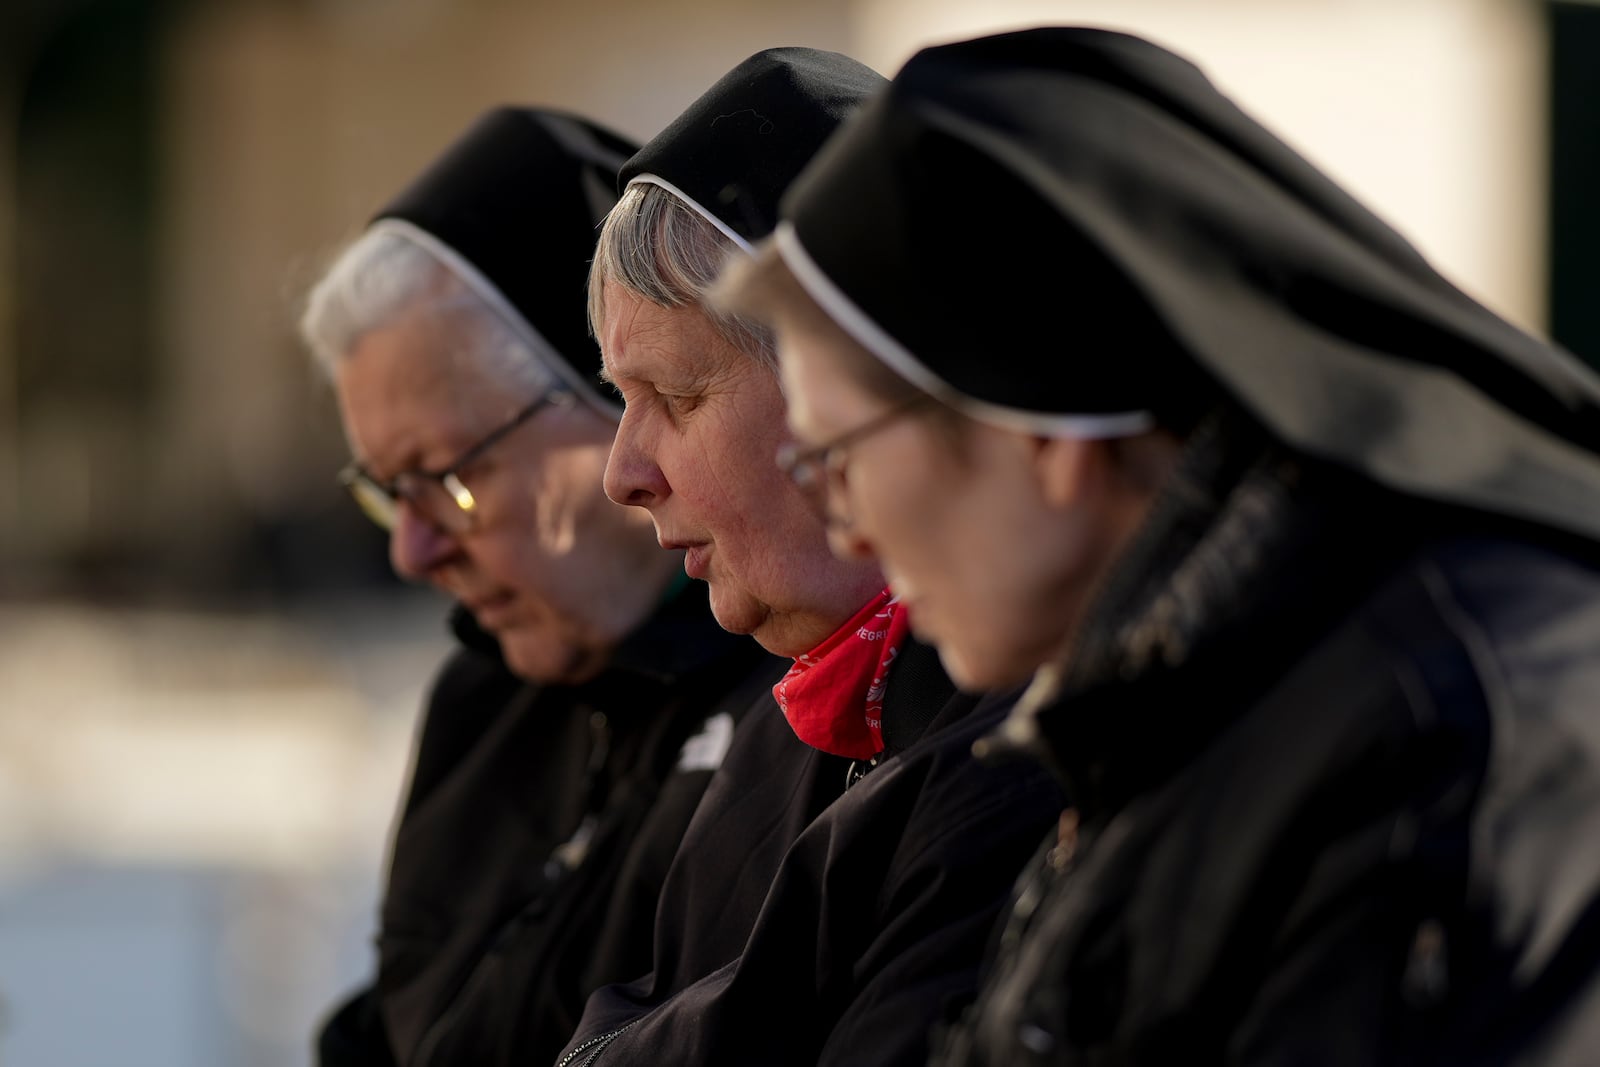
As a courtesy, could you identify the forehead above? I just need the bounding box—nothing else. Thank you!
[598,281,743,386]
[335,316,526,470]
[340,316,505,413]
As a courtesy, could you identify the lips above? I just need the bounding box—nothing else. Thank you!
[659,537,711,581]
[463,590,517,628]
[683,544,713,580]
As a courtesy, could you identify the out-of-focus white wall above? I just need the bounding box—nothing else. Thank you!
[850,0,1547,335]
[0,591,449,1067]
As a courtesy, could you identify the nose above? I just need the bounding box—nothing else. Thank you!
[603,408,670,509]
[389,502,460,580]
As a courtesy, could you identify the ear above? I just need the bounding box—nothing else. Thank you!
[1032,435,1103,510]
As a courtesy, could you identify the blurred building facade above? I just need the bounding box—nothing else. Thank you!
[3,0,1598,603]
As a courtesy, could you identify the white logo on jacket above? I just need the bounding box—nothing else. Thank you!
[676,712,736,772]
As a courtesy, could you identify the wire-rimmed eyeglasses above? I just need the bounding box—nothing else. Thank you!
[339,385,573,533]
[775,392,930,526]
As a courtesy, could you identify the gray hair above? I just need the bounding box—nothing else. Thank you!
[587,182,775,370]
[299,222,559,401]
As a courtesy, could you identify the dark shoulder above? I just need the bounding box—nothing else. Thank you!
[832,688,1064,867]
[427,643,527,715]
[1363,534,1600,721]
[1356,536,1600,1060]
[1412,535,1600,688]
[402,645,539,815]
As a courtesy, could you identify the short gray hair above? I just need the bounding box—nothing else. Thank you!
[299,223,556,399]
[587,183,775,369]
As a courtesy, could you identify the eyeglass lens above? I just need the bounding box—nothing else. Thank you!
[346,471,478,535]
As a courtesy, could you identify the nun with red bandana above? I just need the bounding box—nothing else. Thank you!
[554,46,1063,1067]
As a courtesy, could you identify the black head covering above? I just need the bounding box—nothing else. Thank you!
[376,106,637,402]
[619,47,886,247]
[778,27,1600,541]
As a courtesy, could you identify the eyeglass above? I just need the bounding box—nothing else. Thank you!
[339,386,573,534]
[775,392,929,526]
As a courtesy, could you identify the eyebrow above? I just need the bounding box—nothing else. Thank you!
[355,419,462,484]
[355,445,421,486]
[598,355,698,393]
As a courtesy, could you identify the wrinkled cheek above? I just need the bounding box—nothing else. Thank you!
[745,543,811,611]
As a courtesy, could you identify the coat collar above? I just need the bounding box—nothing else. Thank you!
[984,407,1423,813]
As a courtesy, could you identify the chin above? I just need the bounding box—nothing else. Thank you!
[749,627,810,659]
[935,641,1034,694]
[704,586,766,640]
[935,649,987,693]
[713,611,803,658]
[708,596,819,659]
[501,630,598,686]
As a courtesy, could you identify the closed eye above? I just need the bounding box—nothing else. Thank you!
[605,374,703,420]
[605,378,646,407]
[661,391,703,417]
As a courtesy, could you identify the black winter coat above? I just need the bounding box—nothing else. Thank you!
[555,639,1066,1067]
[317,582,781,1067]
[934,418,1600,1066]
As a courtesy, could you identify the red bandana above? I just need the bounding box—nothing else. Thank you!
[773,588,912,759]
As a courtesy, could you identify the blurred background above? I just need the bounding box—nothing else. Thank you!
[1,0,1596,1063]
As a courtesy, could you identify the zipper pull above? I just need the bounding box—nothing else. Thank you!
[844,754,880,790]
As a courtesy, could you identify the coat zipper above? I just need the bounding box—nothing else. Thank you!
[998,809,1080,960]
[555,1020,637,1067]
[412,713,615,1065]
[844,753,880,790]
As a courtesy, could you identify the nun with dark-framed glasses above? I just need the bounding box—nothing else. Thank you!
[719,26,1600,1066]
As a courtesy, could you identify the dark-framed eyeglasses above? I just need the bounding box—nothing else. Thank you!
[775,392,930,526]
[339,385,573,534]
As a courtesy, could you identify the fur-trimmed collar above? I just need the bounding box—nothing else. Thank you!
[984,409,1421,812]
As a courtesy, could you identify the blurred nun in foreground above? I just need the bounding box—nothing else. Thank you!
[718,26,1600,1065]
